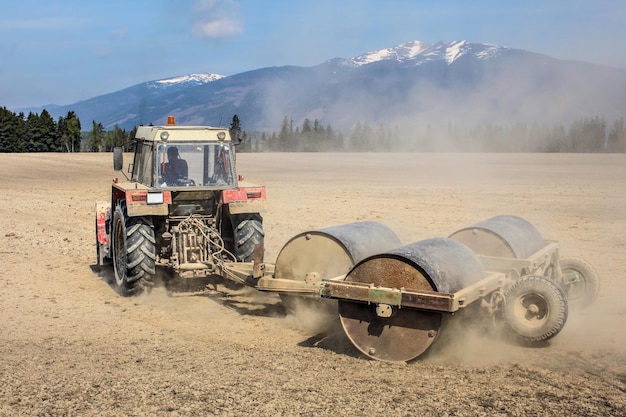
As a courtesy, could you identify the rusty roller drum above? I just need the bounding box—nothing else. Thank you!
[449,215,545,259]
[339,238,485,362]
[275,221,402,318]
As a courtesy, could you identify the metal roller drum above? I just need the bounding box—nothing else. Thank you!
[274,221,402,282]
[449,215,546,259]
[275,221,402,320]
[339,238,485,362]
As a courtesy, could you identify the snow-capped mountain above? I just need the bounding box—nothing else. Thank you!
[348,40,508,67]
[147,73,224,89]
[33,40,626,131]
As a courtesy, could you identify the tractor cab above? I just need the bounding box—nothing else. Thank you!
[155,142,236,189]
[126,118,238,190]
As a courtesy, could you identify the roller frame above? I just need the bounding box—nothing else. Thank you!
[221,263,506,314]
[320,270,506,313]
[474,241,560,277]
[217,243,562,315]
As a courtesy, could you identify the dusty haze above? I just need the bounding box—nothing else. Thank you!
[0,152,625,416]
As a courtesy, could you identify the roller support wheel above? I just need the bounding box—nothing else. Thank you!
[339,257,443,363]
[502,275,568,343]
[558,257,600,310]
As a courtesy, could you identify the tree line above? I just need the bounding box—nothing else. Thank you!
[2,106,625,153]
[0,107,82,152]
[243,115,626,153]
[0,107,136,153]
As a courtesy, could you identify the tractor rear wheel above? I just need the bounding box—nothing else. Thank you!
[502,275,568,343]
[112,202,156,296]
[233,213,264,262]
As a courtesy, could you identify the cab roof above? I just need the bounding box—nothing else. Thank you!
[135,124,231,143]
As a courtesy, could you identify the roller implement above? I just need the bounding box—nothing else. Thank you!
[95,118,600,363]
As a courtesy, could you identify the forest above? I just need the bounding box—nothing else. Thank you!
[1,106,625,153]
[0,107,136,153]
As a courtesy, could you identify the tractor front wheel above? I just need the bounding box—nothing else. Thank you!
[111,202,156,296]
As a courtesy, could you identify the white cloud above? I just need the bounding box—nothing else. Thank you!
[192,0,243,39]
[193,18,242,38]
[110,27,128,39]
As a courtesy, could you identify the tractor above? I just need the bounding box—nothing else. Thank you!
[96,116,265,295]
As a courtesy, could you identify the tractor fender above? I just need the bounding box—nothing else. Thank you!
[222,185,267,214]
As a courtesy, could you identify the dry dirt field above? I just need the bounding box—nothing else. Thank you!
[0,152,625,417]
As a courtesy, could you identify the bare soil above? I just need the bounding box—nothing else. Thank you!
[1,152,625,417]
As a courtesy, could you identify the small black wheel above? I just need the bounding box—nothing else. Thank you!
[111,201,156,296]
[502,275,568,343]
[558,257,600,310]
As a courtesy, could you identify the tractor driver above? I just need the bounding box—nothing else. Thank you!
[163,146,188,184]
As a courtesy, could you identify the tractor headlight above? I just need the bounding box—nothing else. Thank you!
[160,131,170,141]
[217,131,226,141]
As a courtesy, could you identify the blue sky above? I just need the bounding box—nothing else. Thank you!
[1,0,625,109]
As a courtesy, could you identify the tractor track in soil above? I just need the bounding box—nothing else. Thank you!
[0,152,625,416]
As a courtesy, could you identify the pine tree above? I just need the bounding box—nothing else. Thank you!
[608,117,626,152]
[40,109,60,151]
[0,107,25,152]
[278,116,291,151]
[87,121,105,152]
[58,111,82,152]
[229,114,241,143]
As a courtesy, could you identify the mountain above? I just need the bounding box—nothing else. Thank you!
[26,40,626,131]
[146,73,224,88]
[347,40,508,67]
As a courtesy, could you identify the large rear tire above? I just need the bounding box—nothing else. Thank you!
[112,202,156,296]
[233,213,264,262]
[219,206,264,262]
[502,275,568,343]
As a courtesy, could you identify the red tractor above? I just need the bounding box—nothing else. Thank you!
[96,117,265,295]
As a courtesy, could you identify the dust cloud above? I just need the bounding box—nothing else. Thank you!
[280,297,339,335]
[253,51,626,153]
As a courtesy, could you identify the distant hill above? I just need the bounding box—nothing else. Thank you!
[20,40,626,131]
